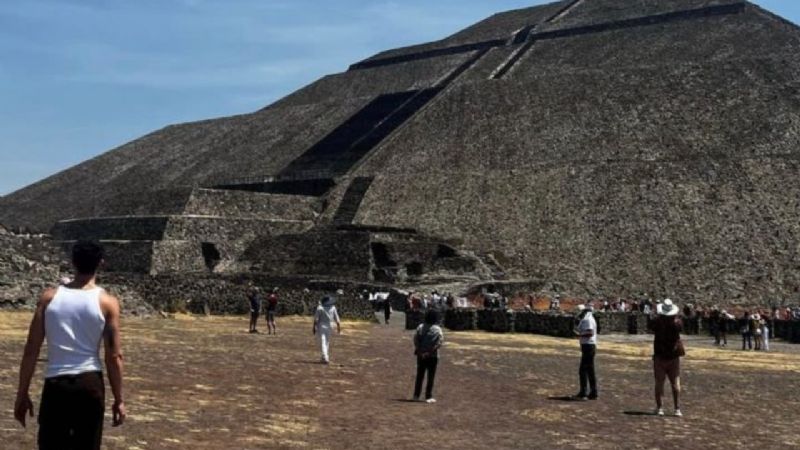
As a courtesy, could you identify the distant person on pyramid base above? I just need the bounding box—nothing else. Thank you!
[15,240,126,450]
[313,294,341,364]
[413,309,444,403]
[266,287,279,335]
[650,299,684,417]
[247,287,262,333]
[383,296,392,325]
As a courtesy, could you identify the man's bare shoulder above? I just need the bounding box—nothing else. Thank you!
[99,290,121,315]
[37,288,57,309]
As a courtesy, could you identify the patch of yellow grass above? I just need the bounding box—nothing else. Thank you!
[449,330,800,373]
[256,413,318,436]
[0,312,32,339]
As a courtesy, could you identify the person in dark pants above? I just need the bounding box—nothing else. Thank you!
[741,311,753,350]
[383,297,392,325]
[266,287,279,335]
[247,287,262,333]
[413,310,444,403]
[574,305,598,400]
[15,240,126,450]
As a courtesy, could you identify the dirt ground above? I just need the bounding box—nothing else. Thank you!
[1,312,799,450]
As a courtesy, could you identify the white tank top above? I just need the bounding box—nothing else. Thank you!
[44,286,106,378]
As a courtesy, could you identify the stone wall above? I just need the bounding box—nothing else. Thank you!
[417,308,800,344]
[182,188,321,221]
[52,217,170,241]
[162,216,313,242]
[422,309,698,337]
[244,230,373,280]
[91,241,155,274]
[99,273,376,320]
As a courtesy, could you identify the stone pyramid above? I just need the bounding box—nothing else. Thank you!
[2,0,800,303]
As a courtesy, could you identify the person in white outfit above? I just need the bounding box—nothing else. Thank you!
[313,295,341,364]
[761,317,770,352]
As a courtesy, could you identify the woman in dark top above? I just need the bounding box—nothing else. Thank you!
[651,299,684,417]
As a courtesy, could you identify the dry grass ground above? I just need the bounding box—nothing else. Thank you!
[1,312,799,450]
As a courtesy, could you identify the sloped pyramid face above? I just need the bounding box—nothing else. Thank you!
[2,0,800,302]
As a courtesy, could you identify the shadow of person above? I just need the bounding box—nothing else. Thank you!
[623,410,659,416]
[547,396,586,402]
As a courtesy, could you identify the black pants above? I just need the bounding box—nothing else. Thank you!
[384,308,391,323]
[38,371,105,450]
[742,332,752,350]
[578,344,597,396]
[414,356,438,399]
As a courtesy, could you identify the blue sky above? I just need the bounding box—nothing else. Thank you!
[0,0,797,195]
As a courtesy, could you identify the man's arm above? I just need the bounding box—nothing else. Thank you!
[101,292,126,427]
[431,327,443,353]
[312,309,318,335]
[14,289,54,427]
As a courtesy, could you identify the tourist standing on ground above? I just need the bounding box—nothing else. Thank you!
[741,312,753,350]
[761,315,770,352]
[247,287,262,333]
[413,310,444,403]
[718,309,732,347]
[313,295,341,364]
[651,299,684,417]
[752,313,763,351]
[383,296,392,325]
[266,287,279,335]
[710,307,720,345]
[15,241,125,449]
[574,305,598,400]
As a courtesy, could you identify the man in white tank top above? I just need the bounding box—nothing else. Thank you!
[14,241,126,450]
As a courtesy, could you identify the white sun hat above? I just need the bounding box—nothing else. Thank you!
[657,299,678,316]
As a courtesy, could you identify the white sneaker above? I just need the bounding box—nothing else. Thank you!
[674,409,683,417]
[655,408,665,416]
[426,398,437,404]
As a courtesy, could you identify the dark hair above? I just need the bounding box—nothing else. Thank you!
[424,310,439,325]
[71,240,104,275]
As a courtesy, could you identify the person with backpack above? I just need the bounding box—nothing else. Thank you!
[651,299,684,417]
[413,310,444,403]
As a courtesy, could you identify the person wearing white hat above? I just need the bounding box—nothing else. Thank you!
[651,299,684,417]
[573,304,598,400]
[752,313,763,351]
[313,295,341,364]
